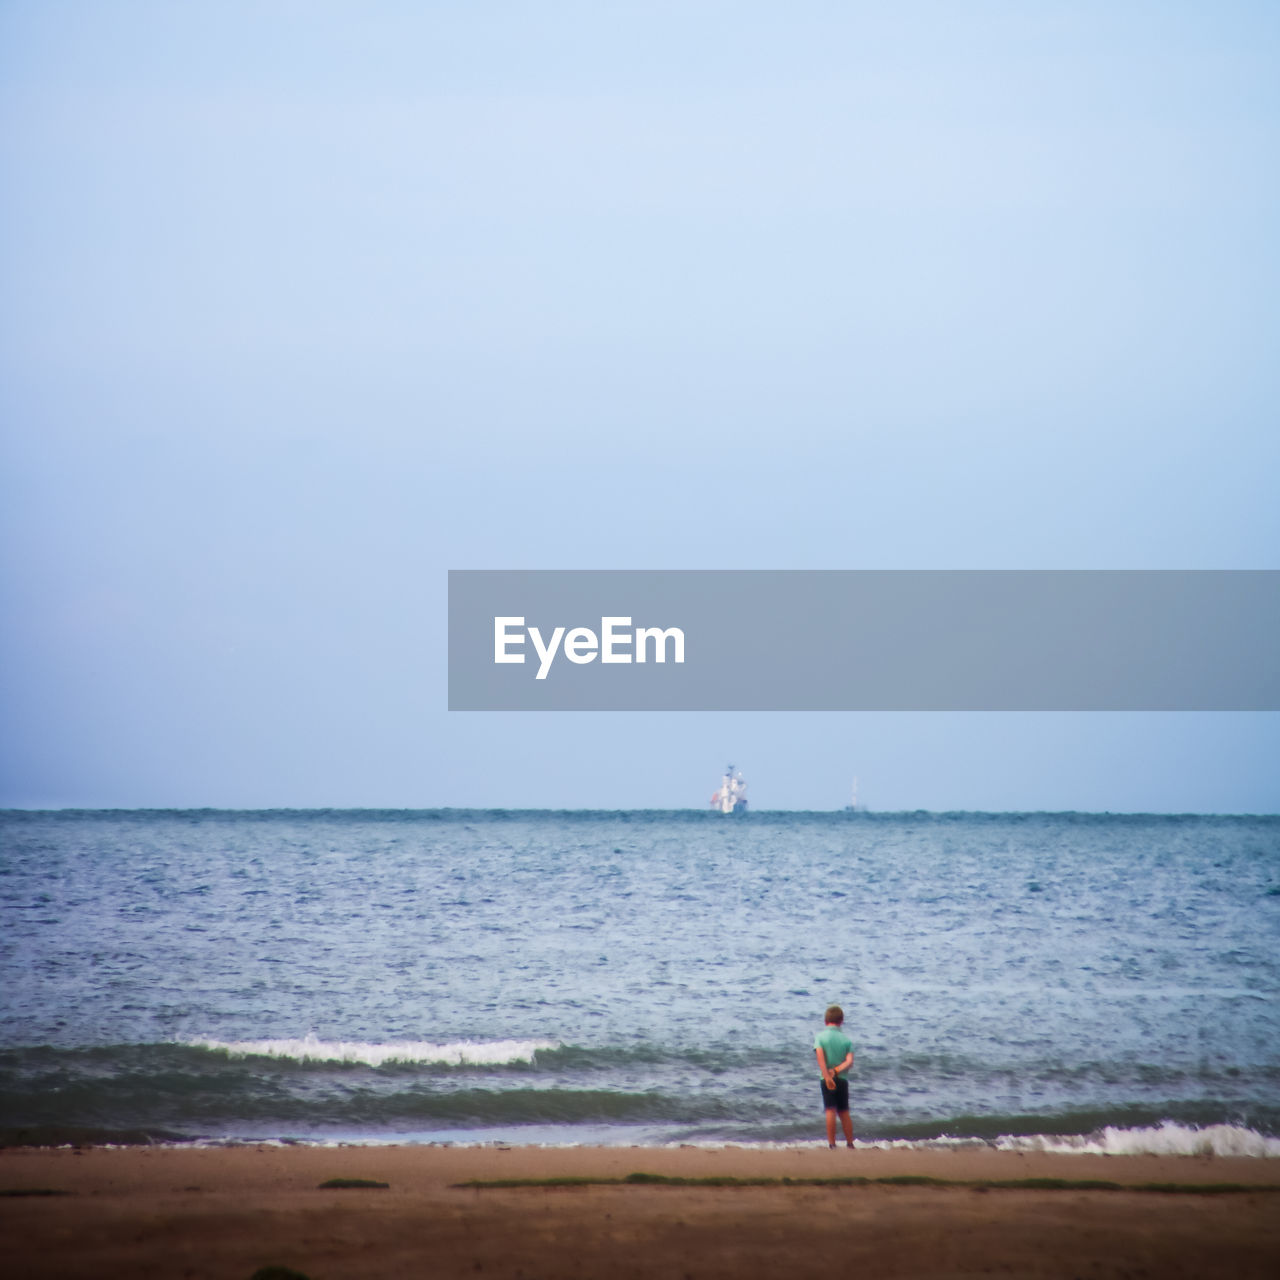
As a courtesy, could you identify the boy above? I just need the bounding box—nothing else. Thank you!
[814,1004,855,1148]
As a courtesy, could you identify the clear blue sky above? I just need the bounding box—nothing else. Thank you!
[2,2,1277,811]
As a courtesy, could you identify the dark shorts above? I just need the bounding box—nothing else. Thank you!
[820,1076,849,1112]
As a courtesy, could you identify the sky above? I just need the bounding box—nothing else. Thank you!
[1,1,1278,812]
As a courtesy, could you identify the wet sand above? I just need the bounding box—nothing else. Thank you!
[4,1142,1279,1279]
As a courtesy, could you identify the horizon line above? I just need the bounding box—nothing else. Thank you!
[2,805,1276,819]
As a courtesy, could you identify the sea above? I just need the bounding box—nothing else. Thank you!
[2,808,1279,1156]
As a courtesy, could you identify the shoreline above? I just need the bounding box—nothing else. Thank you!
[5,1143,1279,1278]
[7,1138,1280,1184]
[7,1115,1280,1159]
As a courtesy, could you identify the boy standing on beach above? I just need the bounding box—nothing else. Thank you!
[814,1004,855,1148]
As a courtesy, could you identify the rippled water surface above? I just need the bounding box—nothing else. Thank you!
[1,809,1277,1146]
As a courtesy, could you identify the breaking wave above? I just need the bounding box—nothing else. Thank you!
[187,1035,559,1068]
[995,1121,1280,1159]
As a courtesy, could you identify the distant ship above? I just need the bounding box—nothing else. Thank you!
[710,764,748,814]
[845,775,864,812]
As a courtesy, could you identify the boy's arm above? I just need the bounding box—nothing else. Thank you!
[815,1047,835,1088]
[830,1050,854,1078]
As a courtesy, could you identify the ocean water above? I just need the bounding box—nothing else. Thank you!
[2,808,1278,1154]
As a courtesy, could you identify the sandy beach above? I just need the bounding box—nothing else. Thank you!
[4,1143,1279,1279]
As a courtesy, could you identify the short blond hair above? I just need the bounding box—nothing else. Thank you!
[824,1005,844,1025]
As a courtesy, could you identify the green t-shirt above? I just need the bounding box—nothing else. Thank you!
[814,1025,853,1076]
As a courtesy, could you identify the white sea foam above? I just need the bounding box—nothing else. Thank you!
[673,1127,1280,1157]
[157,1126,1280,1155]
[187,1034,558,1067]
[994,1121,1280,1159]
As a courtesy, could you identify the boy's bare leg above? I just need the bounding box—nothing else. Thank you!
[825,1108,837,1147]
[839,1110,854,1147]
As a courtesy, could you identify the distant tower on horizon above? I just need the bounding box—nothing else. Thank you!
[845,775,861,812]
